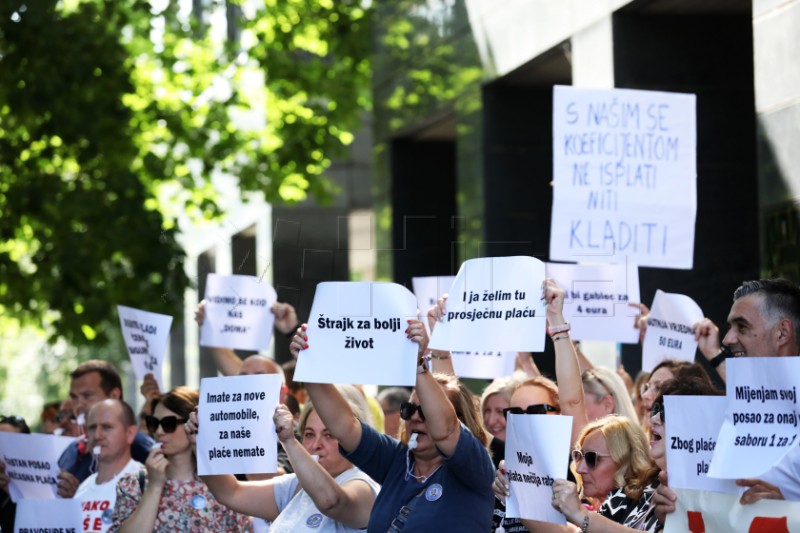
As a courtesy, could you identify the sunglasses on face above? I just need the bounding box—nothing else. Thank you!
[145,415,188,434]
[399,402,425,421]
[571,449,611,469]
[502,404,560,419]
[650,401,665,423]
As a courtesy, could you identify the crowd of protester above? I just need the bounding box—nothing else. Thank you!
[0,276,799,532]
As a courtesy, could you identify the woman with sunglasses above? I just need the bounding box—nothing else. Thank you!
[109,387,248,532]
[639,360,714,431]
[291,319,495,532]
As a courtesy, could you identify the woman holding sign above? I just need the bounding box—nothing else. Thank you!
[109,387,248,532]
[189,398,379,533]
[292,319,496,532]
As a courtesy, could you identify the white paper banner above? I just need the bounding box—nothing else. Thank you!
[0,433,76,501]
[545,261,640,343]
[642,290,704,372]
[201,273,278,351]
[664,487,800,533]
[15,498,83,533]
[664,396,737,494]
[411,276,456,312]
[550,86,697,269]
[428,257,547,352]
[505,414,572,523]
[117,305,172,391]
[196,374,282,476]
[709,358,800,479]
[294,282,419,386]
[451,351,516,380]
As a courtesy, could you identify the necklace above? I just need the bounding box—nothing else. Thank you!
[405,451,442,483]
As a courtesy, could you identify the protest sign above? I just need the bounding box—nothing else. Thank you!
[545,261,640,343]
[412,275,455,335]
[641,290,703,372]
[505,414,572,524]
[664,396,737,494]
[294,282,419,386]
[197,374,282,476]
[428,256,546,352]
[450,351,516,380]
[664,487,800,533]
[200,273,277,351]
[15,498,82,533]
[117,305,172,390]
[708,358,800,479]
[0,433,76,501]
[550,86,697,269]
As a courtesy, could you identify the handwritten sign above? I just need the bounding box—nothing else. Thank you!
[294,282,419,386]
[117,305,172,390]
[505,414,572,523]
[708,358,800,479]
[201,274,277,351]
[546,261,640,343]
[15,499,82,533]
[664,396,737,494]
[451,351,516,380]
[550,86,697,269]
[642,290,703,372]
[0,433,76,501]
[664,487,800,533]
[196,374,282,476]
[428,257,546,352]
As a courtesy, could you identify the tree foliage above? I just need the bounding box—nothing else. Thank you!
[0,0,372,345]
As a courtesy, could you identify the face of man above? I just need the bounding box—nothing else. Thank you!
[723,294,783,357]
[86,402,135,464]
[69,371,119,420]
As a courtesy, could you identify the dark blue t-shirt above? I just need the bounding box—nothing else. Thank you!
[344,420,495,532]
[58,430,154,483]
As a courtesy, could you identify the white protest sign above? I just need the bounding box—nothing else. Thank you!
[505,414,572,524]
[428,257,546,352]
[15,498,82,533]
[664,487,800,533]
[450,351,516,380]
[294,282,419,386]
[708,358,800,479]
[664,396,737,494]
[412,275,456,335]
[197,374,282,476]
[642,290,703,372]
[550,86,697,269]
[0,433,76,501]
[117,305,172,390]
[545,261,640,343]
[201,273,278,351]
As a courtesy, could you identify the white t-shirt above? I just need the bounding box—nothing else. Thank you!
[75,458,141,533]
[269,466,379,533]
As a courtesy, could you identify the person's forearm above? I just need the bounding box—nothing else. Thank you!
[201,474,279,519]
[282,438,346,513]
[415,368,458,443]
[429,351,454,375]
[118,484,162,533]
[211,347,243,376]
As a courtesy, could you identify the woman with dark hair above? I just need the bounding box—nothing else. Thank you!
[109,387,248,532]
[639,360,715,430]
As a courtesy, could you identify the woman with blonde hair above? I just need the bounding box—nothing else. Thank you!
[582,367,638,422]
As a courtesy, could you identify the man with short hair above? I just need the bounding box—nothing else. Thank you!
[57,360,153,498]
[75,400,141,533]
[377,387,411,439]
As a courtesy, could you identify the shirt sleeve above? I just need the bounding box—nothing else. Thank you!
[342,420,405,485]
[439,423,495,491]
[271,473,300,513]
[107,472,142,533]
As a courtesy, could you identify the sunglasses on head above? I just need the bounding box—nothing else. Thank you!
[399,402,425,421]
[572,449,611,469]
[503,404,560,419]
[650,401,665,423]
[0,415,26,427]
[145,415,188,434]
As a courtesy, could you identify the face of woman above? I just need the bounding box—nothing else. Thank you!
[302,410,351,476]
[641,368,674,412]
[574,430,618,499]
[510,385,556,411]
[649,404,666,470]
[483,393,508,440]
[152,403,191,457]
[403,392,435,457]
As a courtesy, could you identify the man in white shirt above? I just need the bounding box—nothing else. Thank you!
[75,399,142,533]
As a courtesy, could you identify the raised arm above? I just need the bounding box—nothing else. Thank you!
[426,295,455,375]
[116,449,168,533]
[543,278,588,447]
[275,405,374,528]
[195,300,243,376]
[290,325,363,452]
[693,318,727,382]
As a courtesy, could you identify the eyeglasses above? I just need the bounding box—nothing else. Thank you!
[55,410,76,423]
[640,380,665,397]
[145,415,188,434]
[650,401,665,423]
[399,402,425,421]
[571,449,611,469]
[503,404,561,419]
